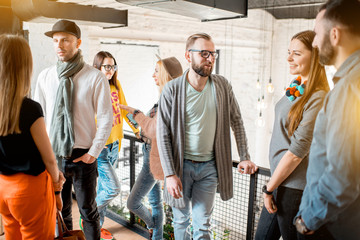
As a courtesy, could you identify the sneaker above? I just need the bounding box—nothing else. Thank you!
[79,218,83,231]
[101,228,114,240]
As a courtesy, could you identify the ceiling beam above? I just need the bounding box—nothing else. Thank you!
[11,0,128,27]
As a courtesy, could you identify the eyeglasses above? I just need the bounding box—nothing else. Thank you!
[101,65,118,71]
[188,49,218,59]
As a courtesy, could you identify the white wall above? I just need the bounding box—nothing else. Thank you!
[26,8,322,168]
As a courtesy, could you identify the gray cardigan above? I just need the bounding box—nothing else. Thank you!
[156,70,250,208]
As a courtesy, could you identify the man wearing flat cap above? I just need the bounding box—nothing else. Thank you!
[34,19,112,240]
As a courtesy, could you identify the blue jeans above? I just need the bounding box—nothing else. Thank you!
[96,140,121,227]
[172,159,218,240]
[127,144,163,240]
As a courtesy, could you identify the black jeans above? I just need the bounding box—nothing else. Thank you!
[61,148,100,240]
[256,186,334,240]
[255,189,281,240]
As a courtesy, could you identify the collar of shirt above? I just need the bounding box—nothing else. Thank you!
[333,49,360,85]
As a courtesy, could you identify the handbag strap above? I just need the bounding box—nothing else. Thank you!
[57,210,70,239]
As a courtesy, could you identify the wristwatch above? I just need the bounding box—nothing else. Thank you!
[295,217,310,234]
[133,109,141,118]
[262,185,273,195]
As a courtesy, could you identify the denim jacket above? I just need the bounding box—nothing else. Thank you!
[296,50,360,239]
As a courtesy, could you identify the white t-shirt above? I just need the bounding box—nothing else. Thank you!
[184,79,217,161]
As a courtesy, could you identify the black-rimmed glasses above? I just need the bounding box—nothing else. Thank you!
[188,49,218,59]
[101,65,118,71]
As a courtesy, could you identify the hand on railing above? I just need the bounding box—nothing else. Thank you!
[237,160,258,174]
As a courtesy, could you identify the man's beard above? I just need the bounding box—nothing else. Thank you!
[319,33,335,66]
[192,61,213,77]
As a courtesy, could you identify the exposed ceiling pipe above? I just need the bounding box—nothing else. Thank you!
[11,0,128,27]
[88,28,265,49]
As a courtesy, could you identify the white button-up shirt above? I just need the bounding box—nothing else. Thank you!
[34,63,112,158]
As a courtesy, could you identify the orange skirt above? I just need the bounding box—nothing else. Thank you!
[0,170,56,240]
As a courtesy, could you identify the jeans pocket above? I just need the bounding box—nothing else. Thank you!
[110,140,119,151]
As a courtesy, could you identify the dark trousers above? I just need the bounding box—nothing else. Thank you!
[255,189,281,240]
[61,148,100,240]
[256,186,334,240]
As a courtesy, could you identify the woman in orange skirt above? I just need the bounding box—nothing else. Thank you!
[0,34,65,240]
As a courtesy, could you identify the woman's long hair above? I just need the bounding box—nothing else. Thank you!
[157,60,173,93]
[287,30,330,137]
[93,51,119,91]
[0,34,32,136]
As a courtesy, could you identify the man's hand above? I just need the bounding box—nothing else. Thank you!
[73,153,96,164]
[238,160,258,174]
[166,175,183,199]
[263,193,277,214]
[295,217,315,235]
[55,194,63,211]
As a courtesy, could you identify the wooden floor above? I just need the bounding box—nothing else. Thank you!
[0,199,147,240]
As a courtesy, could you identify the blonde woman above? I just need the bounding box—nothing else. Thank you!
[0,34,64,239]
[122,56,183,240]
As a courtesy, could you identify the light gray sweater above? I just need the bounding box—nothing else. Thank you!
[269,90,327,190]
[157,70,250,208]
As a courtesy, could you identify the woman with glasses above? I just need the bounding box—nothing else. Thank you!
[0,34,65,239]
[91,51,140,240]
[255,30,332,240]
[121,56,183,240]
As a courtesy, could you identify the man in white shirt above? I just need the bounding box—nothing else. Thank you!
[34,19,112,240]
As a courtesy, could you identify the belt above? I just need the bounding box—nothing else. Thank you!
[185,159,206,164]
[64,148,89,160]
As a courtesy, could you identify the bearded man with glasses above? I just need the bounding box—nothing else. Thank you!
[157,33,258,240]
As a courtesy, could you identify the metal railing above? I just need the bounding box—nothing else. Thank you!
[106,133,270,240]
